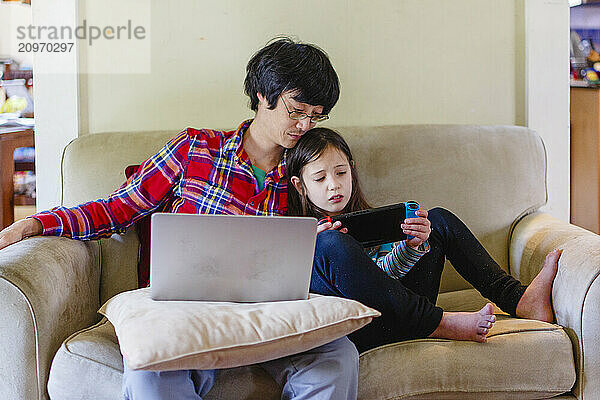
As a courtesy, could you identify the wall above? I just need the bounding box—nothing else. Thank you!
[571,3,600,45]
[32,1,570,223]
[79,0,524,134]
[525,0,570,221]
[0,2,33,67]
[31,0,79,210]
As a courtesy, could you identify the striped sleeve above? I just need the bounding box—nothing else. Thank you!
[376,240,431,279]
[31,129,191,240]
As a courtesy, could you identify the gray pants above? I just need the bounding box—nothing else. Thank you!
[122,336,359,400]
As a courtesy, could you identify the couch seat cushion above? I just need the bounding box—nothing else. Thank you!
[436,288,508,314]
[47,318,281,400]
[47,318,124,400]
[48,316,576,400]
[359,316,576,399]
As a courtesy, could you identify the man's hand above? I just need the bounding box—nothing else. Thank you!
[316,220,348,235]
[401,209,431,249]
[0,218,42,251]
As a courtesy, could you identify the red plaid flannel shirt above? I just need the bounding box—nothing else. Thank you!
[33,120,288,239]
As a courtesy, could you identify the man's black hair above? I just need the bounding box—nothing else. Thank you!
[244,37,340,115]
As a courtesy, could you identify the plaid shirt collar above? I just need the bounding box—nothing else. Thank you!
[223,119,287,183]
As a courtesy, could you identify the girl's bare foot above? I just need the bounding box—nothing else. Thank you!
[428,303,496,343]
[515,249,562,323]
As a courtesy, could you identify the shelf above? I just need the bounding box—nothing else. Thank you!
[14,161,34,172]
[14,195,35,206]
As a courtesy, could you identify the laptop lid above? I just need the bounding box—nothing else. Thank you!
[149,213,318,302]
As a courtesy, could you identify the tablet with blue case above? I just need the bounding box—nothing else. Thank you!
[319,202,419,247]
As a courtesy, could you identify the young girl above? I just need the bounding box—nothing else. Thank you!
[288,128,431,281]
[286,127,561,353]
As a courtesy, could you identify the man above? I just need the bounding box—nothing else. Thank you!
[0,37,358,400]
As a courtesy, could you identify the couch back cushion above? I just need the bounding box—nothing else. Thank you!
[343,125,546,292]
[61,125,546,304]
[62,131,177,304]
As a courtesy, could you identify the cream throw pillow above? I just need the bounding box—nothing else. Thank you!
[99,288,380,371]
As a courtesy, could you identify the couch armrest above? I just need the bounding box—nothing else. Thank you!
[510,212,600,399]
[0,236,100,400]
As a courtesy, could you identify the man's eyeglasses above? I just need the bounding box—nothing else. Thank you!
[280,96,329,123]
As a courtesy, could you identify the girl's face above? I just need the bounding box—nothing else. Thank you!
[291,145,353,216]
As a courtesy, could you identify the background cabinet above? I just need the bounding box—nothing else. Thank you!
[570,87,600,234]
[0,128,34,230]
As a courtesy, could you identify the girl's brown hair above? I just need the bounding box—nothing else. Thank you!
[285,127,371,218]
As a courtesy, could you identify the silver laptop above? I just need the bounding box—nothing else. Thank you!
[149,213,318,302]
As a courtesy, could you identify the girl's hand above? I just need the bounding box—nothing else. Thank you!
[401,209,431,248]
[317,220,348,235]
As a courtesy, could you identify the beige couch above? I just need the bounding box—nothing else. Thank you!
[0,125,595,399]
